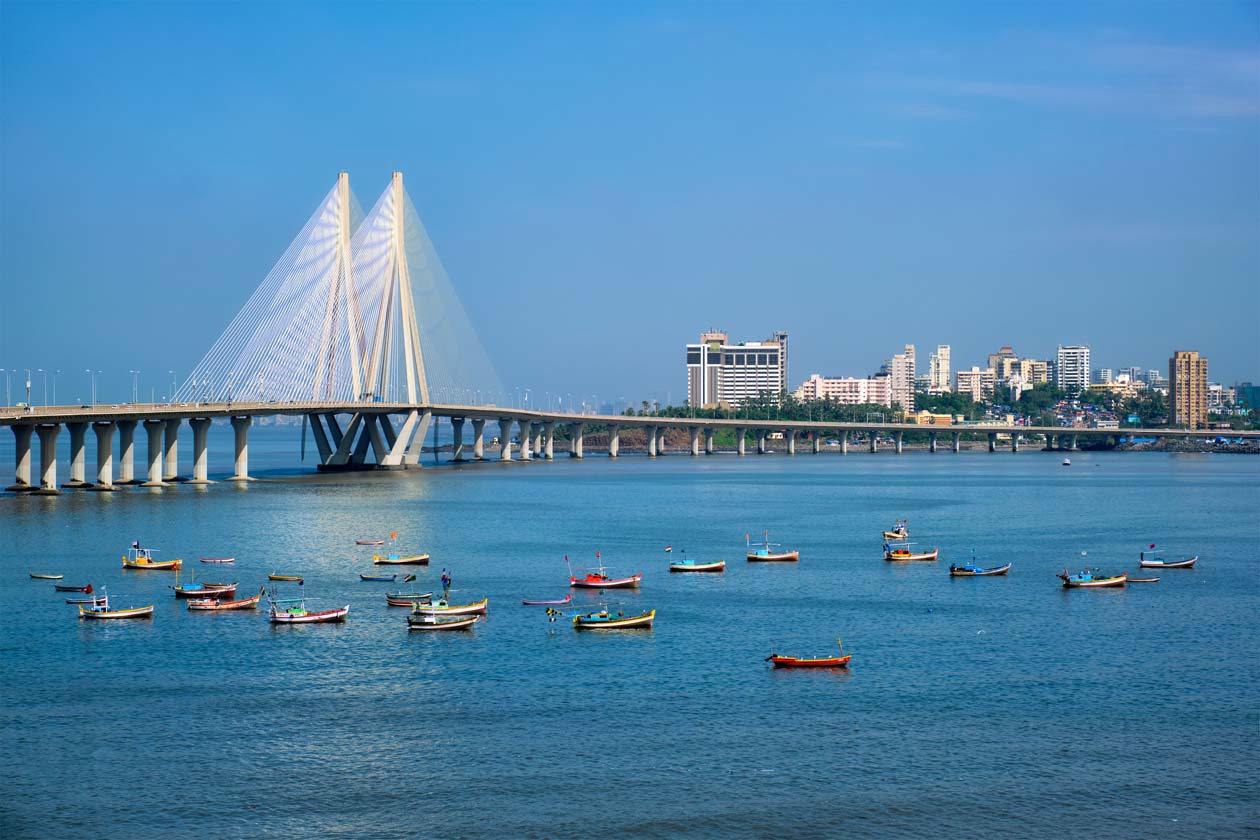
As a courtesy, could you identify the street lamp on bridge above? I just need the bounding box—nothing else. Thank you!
[85,369,101,406]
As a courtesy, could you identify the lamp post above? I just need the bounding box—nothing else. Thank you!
[130,369,140,404]
[86,369,101,406]
[0,369,8,406]
[53,369,60,405]
[37,368,47,406]
[25,368,32,407]
[169,370,176,404]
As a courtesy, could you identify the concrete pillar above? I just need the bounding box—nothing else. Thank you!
[534,430,543,457]
[570,423,585,458]
[65,422,90,487]
[952,431,962,453]
[229,416,252,480]
[472,419,486,459]
[8,425,33,490]
[543,422,556,459]
[608,424,620,458]
[143,420,167,486]
[117,420,138,483]
[91,421,116,490]
[450,418,465,461]
[787,431,796,455]
[928,432,937,453]
[689,426,701,456]
[656,427,667,455]
[189,418,214,484]
[841,430,849,455]
[1070,434,1078,451]
[1044,434,1057,452]
[704,428,715,454]
[647,425,658,457]
[1011,434,1020,453]
[869,432,877,453]
[895,431,904,454]
[163,418,181,481]
[988,432,997,452]
[812,433,820,454]
[735,428,746,456]
[519,421,533,461]
[756,430,767,454]
[499,418,513,461]
[35,424,61,494]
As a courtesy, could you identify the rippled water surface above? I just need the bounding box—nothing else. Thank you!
[2,428,1257,839]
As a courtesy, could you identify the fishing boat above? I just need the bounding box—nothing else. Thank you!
[29,573,63,580]
[199,557,236,564]
[881,519,909,540]
[67,595,108,606]
[746,531,799,562]
[567,554,642,588]
[171,581,238,599]
[1062,458,1071,466]
[187,586,265,611]
[1127,576,1160,584]
[356,539,385,546]
[1058,569,1127,588]
[573,608,655,630]
[669,558,725,573]
[359,573,397,582]
[385,592,434,607]
[373,554,430,565]
[268,593,349,624]
[406,613,479,631]
[522,594,573,606]
[766,639,851,668]
[78,589,154,621]
[1138,547,1197,569]
[412,598,488,617]
[268,573,303,581]
[54,583,93,592]
[884,541,939,562]
[121,546,181,571]
[949,561,1012,577]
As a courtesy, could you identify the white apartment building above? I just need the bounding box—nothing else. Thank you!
[956,366,996,403]
[928,345,951,393]
[889,344,915,411]
[686,330,788,408]
[1056,345,1091,391]
[794,374,892,407]
[1094,368,1113,384]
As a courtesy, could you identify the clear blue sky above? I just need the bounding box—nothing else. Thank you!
[2,1,1257,406]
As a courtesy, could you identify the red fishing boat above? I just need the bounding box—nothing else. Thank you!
[54,583,93,593]
[766,640,852,668]
[187,586,265,611]
[567,553,641,589]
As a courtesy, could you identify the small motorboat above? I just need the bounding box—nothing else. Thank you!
[407,614,480,631]
[78,589,154,621]
[567,554,642,588]
[359,573,397,582]
[1062,458,1071,466]
[573,608,655,630]
[1127,576,1160,584]
[669,558,725,573]
[199,557,236,564]
[171,581,238,599]
[385,592,433,607]
[54,583,93,593]
[766,639,851,668]
[373,554,430,565]
[1138,549,1196,569]
[29,573,64,580]
[356,539,385,546]
[411,598,488,617]
[121,546,181,571]
[66,595,108,606]
[268,573,303,581]
[884,542,939,562]
[881,519,909,540]
[522,594,572,606]
[187,586,265,610]
[1058,569,1127,588]
[746,530,799,562]
[268,594,349,624]
[949,561,1012,577]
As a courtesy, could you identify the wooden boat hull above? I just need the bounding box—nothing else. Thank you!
[881,531,908,540]
[570,574,642,588]
[670,561,725,573]
[54,584,92,592]
[80,604,154,620]
[199,557,235,564]
[746,552,799,562]
[173,584,238,599]
[407,615,479,631]
[359,574,397,582]
[1127,576,1160,583]
[1139,556,1197,569]
[386,593,434,607]
[522,595,572,606]
[270,605,349,624]
[412,599,488,617]
[885,548,938,562]
[66,596,107,605]
[373,554,430,565]
[769,654,852,669]
[356,540,385,546]
[268,574,303,581]
[122,559,182,571]
[950,563,1011,577]
[29,573,64,580]
[1060,574,1127,588]
[188,588,264,610]
[573,609,655,630]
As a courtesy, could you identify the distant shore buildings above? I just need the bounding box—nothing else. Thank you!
[686,329,788,408]
[1170,350,1209,429]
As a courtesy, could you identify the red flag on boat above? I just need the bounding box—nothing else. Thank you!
[85,584,92,594]
[596,551,601,559]
[1149,543,1156,548]
[664,545,672,553]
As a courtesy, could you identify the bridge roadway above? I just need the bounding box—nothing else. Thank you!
[1,401,1254,494]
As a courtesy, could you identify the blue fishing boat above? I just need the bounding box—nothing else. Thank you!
[359,573,397,582]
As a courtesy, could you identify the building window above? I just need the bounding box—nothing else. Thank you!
[687,352,701,364]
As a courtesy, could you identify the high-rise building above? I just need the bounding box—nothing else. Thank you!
[1056,345,1091,392]
[1169,350,1208,429]
[928,345,951,394]
[888,344,915,412]
[794,374,892,406]
[685,330,788,408]
[956,367,996,403]
[987,346,1018,375]
[1093,368,1113,384]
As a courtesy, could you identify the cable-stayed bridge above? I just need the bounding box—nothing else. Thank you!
[2,173,1253,494]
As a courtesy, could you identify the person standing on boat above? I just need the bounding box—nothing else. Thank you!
[441,568,451,597]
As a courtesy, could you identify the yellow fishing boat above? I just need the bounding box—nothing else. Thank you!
[121,546,181,571]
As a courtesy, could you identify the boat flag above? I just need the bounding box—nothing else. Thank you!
[85,584,92,594]
[596,551,601,559]
[391,531,398,540]
[664,546,672,553]
[1149,543,1156,549]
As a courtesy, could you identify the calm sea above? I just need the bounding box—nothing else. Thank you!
[1,426,1257,839]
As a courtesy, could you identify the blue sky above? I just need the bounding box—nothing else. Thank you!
[2,1,1257,405]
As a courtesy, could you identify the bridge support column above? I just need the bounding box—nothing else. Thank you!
[869,432,877,453]
[35,424,62,494]
[189,418,214,484]
[450,418,465,461]
[65,422,90,488]
[519,422,533,460]
[542,422,555,459]
[756,430,767,454]
[689,426,700,456]
[117,420,138,483]
[841,430,849,454]
[229,416,253,480]
[895,431,903,454]
[787,431,796,455]
[163,418,183,481]
[1070,434,1078,451]
[1043,434,1057,452]
[952,432,961,453]
[570,423,585,458]
[608,424,620,458]
[656,427,667,455]
[988,432,997,452]
[735,428,746,456]
[1011,434,1020,453]
[812,433,820,454]
[647,425,657,457]
[90,422,117,490]
[7,425,33,491]
[142,420,166,486]
[928,432,937,453]
[534,429,543,457]
[472,419,486,459]
[499,418,513,461]
[704,428,715,454]
[308,415,333,463]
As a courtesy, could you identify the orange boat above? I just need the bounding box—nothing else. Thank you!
[121,546,182,571]
[883,541,938,562]
[767,640,852,668]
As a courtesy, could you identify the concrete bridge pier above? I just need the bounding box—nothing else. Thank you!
[7,425,33,491]
[811,433,820,454]
[90,421,117,490]
[608,424,620,458]
[869,432,877,453]
[570,423,585,458]
[499,418,513,461]
[117,420,138,483]
[952,432,961,453]
[841,430,849,454]
[735,428,746,456]
[543,422,555,459]
[65,422,91,488]
[786,431,796,455]
[1043,434,1057,451]
[894,431,904,454]
[450,418,465,461]
[189,418,214,484]
[689,426,700,456]
[163,418,184,481]
[472,419,486,459]
[756,430,767,454]
[988,432,997,452]
[519,422,533,461]
[656,427,667,456]
[928,432,937,453]
[229,416,253,480]
[1068,434,1079,451]
[647,425,658,457]
[704,427,715,455]
[35,424,62,494]
[142,420,166,486]
[1011,434,1020,453]
[533,429,543,458]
